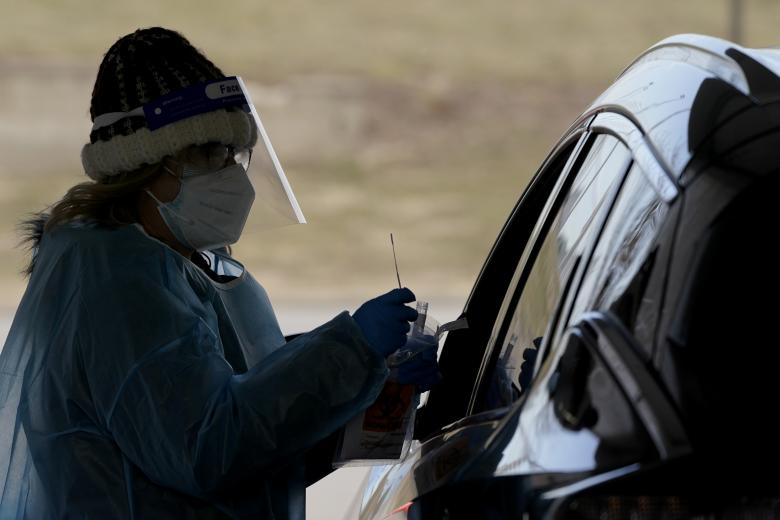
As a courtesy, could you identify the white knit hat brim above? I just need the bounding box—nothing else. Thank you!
[81,109,258,181]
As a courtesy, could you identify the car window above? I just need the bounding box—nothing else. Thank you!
[484,329,657,474]
[566,162,669,351]
[480,134,631,410]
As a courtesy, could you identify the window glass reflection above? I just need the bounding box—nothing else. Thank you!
[491,332,656,475]
[567,163,668,348]
[486,135,631,409]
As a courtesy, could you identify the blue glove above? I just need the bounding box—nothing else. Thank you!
[353,288,419,358]
[390,334,442,392]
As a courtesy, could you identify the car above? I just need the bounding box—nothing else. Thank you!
[350,34,780,519]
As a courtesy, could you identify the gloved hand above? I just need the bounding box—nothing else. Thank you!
[353,288,419,358]
[390,334,442,392]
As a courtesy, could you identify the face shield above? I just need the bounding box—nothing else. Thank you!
[95,76,306,231]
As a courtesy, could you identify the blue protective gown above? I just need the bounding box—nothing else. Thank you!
[0,222,388,519]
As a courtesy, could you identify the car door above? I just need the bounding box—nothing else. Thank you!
[356,125,592,520]
[357,120,634,514]
[365,129,641,519]
[418,119,690,518]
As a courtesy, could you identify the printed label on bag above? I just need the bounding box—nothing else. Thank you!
[336,381,416,461]
[363,381,415,432]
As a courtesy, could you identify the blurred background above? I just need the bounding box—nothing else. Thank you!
[0,1,776,518]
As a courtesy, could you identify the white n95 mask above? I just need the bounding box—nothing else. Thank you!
[147,162,256,251]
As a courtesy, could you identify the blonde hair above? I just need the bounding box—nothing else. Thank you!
[20,162,164,275]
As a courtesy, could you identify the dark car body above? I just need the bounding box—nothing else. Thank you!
[354,34,780,519]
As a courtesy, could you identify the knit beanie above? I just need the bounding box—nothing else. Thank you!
[81,27,257,181]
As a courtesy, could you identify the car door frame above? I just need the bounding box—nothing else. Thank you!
[466,110,680,418]
[416,119,593,438]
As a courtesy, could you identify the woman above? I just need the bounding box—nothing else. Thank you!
[0,27,439,519]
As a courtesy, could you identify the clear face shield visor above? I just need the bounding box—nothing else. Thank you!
[95,76,306,233]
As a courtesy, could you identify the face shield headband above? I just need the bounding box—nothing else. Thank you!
[91,76,306,230]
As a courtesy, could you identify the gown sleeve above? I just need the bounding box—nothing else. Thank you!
[80,261,387,497]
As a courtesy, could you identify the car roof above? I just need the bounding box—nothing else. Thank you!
[582,34,780,180]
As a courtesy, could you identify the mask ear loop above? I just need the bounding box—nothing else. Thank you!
[162,158,183,181]
[144,189,164,205]
[144,159,181,206]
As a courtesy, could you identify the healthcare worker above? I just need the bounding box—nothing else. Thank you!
[0,27,440,519]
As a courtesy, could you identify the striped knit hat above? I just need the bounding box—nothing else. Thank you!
[81,27,257,181]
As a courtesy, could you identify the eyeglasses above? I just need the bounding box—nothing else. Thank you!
[178,143,252,172]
